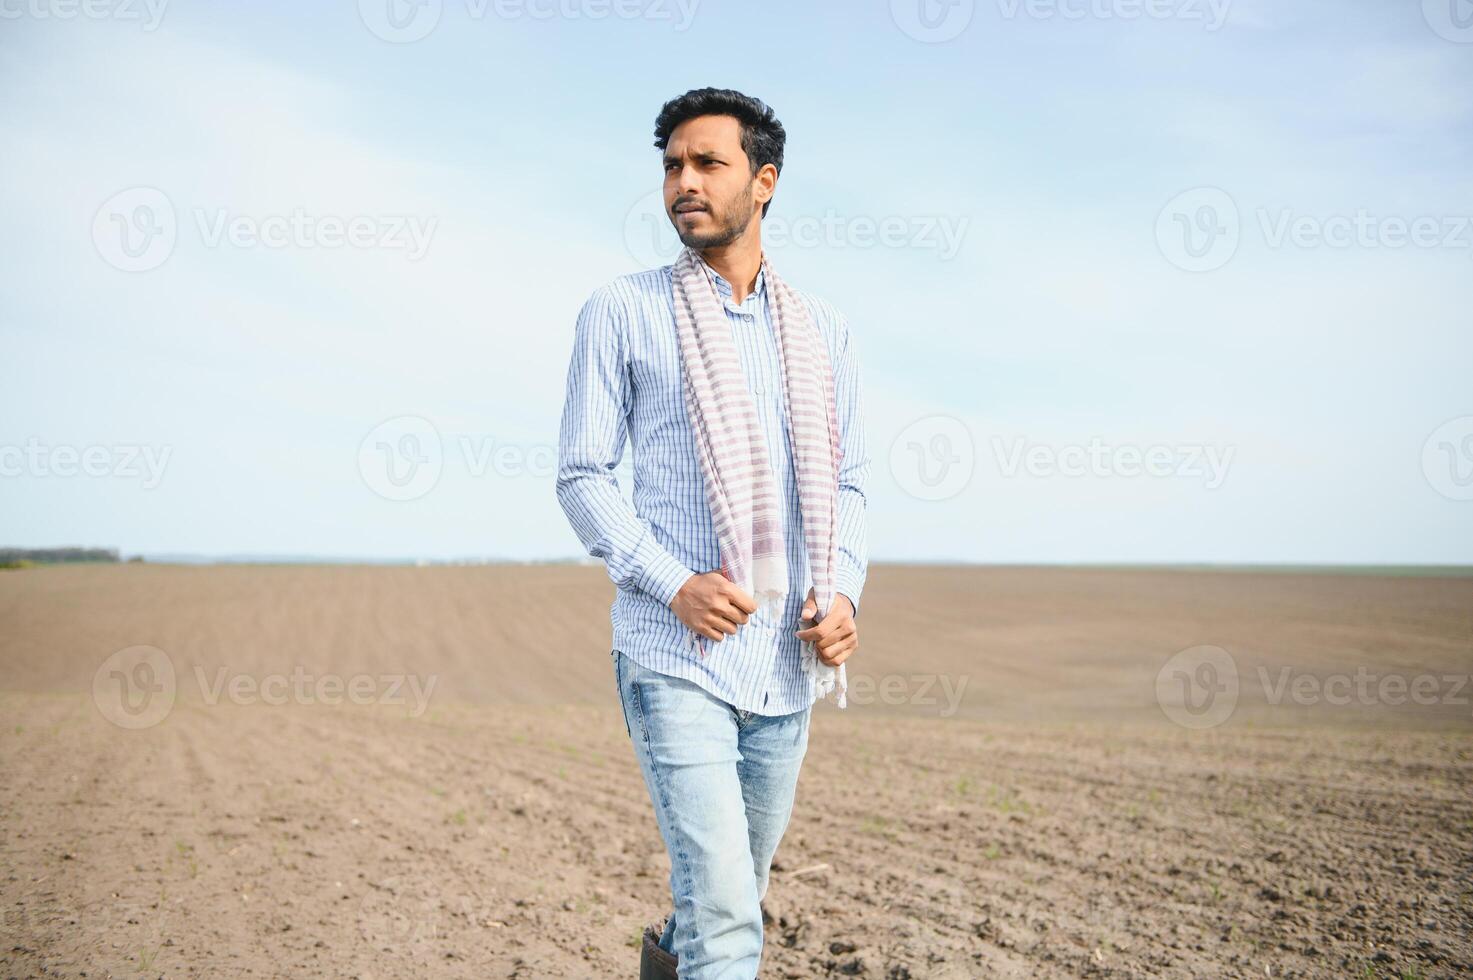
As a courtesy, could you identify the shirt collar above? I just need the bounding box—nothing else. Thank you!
[700,256,767,303]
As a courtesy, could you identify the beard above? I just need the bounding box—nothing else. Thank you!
[672,180,756,250]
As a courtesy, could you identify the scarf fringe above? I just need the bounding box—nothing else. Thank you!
[803,642,848,709]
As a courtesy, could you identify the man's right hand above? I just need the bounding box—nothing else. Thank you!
[671,572,758,643]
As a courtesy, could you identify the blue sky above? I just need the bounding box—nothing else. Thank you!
[2,0,1471,563]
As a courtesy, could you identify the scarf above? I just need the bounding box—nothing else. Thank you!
[670,245,847,708]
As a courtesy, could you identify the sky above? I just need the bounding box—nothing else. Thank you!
[2,0,1471,564]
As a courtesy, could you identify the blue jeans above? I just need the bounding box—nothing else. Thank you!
[613,649,811,979]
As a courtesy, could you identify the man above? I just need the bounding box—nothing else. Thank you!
[555,87,870,979]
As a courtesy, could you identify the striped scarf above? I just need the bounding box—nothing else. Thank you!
[671,246,847,708]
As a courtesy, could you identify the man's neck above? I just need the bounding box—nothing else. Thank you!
[697,234,763,304]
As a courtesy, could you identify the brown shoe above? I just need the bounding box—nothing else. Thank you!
[640,921,679,979]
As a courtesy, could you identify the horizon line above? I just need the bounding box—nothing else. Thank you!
[8,550,1470,577]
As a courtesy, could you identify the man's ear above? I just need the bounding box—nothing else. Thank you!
[755,163,778,210]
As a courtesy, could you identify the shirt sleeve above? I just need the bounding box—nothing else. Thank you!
[832,312,871,619]
[555,285,697,607]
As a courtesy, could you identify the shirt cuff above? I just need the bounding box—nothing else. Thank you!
[836,570,864,619]
[637,548,697,608]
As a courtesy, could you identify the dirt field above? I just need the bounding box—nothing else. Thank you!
[2,563,1470,978]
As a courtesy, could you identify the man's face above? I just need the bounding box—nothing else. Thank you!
[662,115,768,250]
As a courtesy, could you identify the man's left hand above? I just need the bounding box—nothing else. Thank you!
[794,589,857,667]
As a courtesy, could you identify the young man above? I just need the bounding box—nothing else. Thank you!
[555,87,870,979]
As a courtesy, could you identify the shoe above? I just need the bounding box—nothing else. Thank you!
[640,921,679,979]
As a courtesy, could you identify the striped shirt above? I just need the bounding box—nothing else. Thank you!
[555,257,870,715]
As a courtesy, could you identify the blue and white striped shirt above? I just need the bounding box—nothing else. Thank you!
[555,258,870,715]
